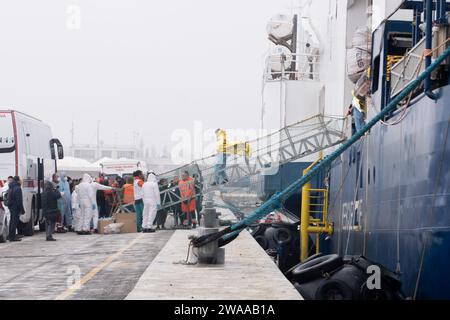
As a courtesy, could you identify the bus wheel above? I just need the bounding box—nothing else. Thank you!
[22,201,35,237]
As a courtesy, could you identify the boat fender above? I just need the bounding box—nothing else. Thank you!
[273,228,293,245]
[255,235,269,250]
[292,254,344,284]
[315,279,354,300]
[302,253,325,264]
[284,253,325,279]
[251,225,268,238]
[271,222,299,232]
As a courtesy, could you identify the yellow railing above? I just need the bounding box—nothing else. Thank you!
[300,153,334,261]
[225,142,251,157]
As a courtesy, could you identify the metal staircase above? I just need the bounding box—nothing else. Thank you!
[157,114,346,210]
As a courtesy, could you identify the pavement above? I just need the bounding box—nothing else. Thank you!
[0,230,173,300]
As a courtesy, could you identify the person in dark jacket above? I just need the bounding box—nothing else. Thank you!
[97,180,109,218]
[169,177,182,227]
[193,174,203,226]
[155,178,169,229]
[41,180,62,241]
[7,176,25,242]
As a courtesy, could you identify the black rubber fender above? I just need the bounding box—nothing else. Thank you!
[315,279,354,300]
[285,253,324,279]
[302,253,325,264]
[255,235,269,250]
[273,227,293,245]
[271,222,299,232]
[251,224,268,238]
[292,254,344,284]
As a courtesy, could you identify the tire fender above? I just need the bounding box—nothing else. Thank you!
[292,254,344,284]
[273,227,293,245]
[285,253,324,278]
[255,235,269,250]
[315,279,354,300]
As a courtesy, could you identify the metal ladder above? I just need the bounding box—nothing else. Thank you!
[157,114,346,210]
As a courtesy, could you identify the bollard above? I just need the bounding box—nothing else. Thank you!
[197,202,225,265]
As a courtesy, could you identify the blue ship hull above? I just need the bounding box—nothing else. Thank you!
[328,85,450,299]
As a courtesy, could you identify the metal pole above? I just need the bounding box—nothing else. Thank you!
[425,0,438,99]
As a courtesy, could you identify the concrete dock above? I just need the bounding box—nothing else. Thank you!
[0,231,173,300]
[126,230,303,300]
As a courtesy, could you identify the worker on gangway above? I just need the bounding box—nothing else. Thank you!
[347,73,370,135]
[212,128,229,186]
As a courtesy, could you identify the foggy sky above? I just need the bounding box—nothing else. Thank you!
[0,0,293,155]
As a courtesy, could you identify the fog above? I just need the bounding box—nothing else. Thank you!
[0,0,294,155]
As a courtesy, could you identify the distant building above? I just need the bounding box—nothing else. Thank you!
[70,144,143,163]
[69,144,177,174]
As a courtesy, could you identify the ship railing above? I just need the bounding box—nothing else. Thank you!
[264,52,321,82]
[390,25,450,97]
[390,36,427,97]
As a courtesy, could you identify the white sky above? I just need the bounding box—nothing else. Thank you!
[0,0,294,154]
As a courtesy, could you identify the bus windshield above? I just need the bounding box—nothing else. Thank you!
[0,112,15,153]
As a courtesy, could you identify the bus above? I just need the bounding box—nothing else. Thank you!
[0,110,64,242]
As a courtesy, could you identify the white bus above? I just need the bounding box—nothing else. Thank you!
[0,110,64,242]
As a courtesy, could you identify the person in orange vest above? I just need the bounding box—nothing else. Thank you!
[122,177,135,211]
[178,171,197,228]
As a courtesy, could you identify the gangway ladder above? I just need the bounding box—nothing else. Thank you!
[158,114,347,211]
[300,153,333,262]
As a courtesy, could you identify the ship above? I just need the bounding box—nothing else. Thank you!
[254,0,450,300]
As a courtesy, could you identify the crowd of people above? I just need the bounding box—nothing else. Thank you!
[0,169,203,242]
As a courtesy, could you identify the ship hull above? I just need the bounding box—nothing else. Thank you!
[329,85,450,299]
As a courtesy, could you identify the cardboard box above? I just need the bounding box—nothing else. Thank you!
[115,212,137,233]
[98,218,115,234]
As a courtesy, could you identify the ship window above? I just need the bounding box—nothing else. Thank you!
[373,167,376,184]
[372,54,380,93]
[360,164,363,189]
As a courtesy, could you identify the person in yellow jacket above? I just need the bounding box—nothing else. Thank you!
[348,90,367,135]
[212,128,229,185]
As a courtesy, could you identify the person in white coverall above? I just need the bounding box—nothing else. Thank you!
[71,184,81,232]
[141,172,161,233]
[76,174,113,235]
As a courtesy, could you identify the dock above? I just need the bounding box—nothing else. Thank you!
[126,229,303,300]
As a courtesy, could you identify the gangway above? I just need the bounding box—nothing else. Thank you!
[157,114,346,211]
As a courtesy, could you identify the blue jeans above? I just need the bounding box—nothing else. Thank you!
[353,108,365,135]
[214,153,228,184]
